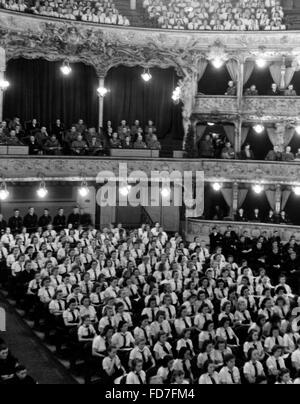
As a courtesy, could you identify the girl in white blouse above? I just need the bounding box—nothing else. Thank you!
[199,361,220,384]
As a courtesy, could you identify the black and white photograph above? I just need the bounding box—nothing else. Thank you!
[1,0,300,389]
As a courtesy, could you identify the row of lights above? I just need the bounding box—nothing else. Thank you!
[0,180,90,201]
[211,56,268,70]
[120,185,170,198]
[212,182,300,195]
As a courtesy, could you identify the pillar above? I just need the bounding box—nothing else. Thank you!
[98,76,105,131]
[234,118,242,154]
[275,184,282,214]
[0,47,6,123]
[232,182,239,218]
[237,60,244,106]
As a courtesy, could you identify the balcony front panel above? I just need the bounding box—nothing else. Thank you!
[193,96,239,116]
[242,96,300,120]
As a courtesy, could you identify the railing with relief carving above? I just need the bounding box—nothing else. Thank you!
[186,218,300,243]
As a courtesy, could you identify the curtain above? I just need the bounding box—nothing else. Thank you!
[281,190,292,210]
[269,63,285,88]
[241,127,250,146]
[4,58,98,128]
[267,126,296,149]
[244,61,255,85]
[285,67,296,88]
[223,125,235,146]
[198,59,208,81]
[238,188,248,208]
[104,65,183,139]
[265,189,276,210]
[196,124,207,143]
[226,59,238,82]
[221,187,233,208]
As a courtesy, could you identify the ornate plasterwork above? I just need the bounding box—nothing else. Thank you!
[1,156,300,186]
[186,219,300,243]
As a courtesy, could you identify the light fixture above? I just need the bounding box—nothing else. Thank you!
[253,184,264,194]
[0,181,9,201]
[295,125,300,135]
[60,61,72,76]
[78,181,89,197]
[0,79,10,91]
[207,122,215,127]
[119,185,132,197]
[294,186,300,196]
[161,187,171,198]
[97,86,109,97]
[253,123,265,134]
[37,181,48,198]
[211,58,224,69]
[141,69,152,82]
[256,58,267,68]
[212,182,222,192]
[172,86,181,102]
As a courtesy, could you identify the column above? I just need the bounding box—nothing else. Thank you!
[0,47,6,123]
[234,118,242,154]
[275,184,282,214]
[237,59,244,106]
[98,76,105,131]
[232,182,239,218]
[130,0,137,10]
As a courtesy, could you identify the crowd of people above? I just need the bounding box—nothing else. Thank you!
[0,118,161,155]
[143,0,286,31]
[0,339,37,384]
[1,206,300,384]
[225,82,298,97]
[0,0,131,26]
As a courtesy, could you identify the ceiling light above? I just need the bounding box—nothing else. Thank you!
[256,58,267,68]
[119,185,132,196]
[161,187,171,198]
[97,86,109,97]
[60,61,72,76]
[37,181,48,198]
[0,181,9,200]
[253,123,265,134]
[295,125,300,135]
[78,181,89,197]
[212,183,222,191]
[212,58,224,69]
[294,186,300,196]
[141,69,152,82]
[0,79,10,91]
[253,184,264,194]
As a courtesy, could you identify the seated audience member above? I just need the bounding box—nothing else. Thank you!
[244,85,259,96]
[284,85,297,96]
[133,134,147,149]
[225,81,237,96]
[295,149,300,160]
[268,83,281,96]
[235,208,247,222]
[44,134,61,155]
[147,134,161,150]
[221,142,235,159]
[87,135,104,156]
[199,134,214,158]
[0,343,18,383]
[110,133,122,149]
[240,144,254,160]
[71,134,88,155]
[265,146,282,161]
[282,146,294,162]
[12,365,37,385]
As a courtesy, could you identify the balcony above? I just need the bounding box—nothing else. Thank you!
[1,156,300,185]
[193,95,300,120]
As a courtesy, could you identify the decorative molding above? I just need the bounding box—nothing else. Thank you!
[1,156,300,186]
[187,219,300,243]
[192,95,300,122]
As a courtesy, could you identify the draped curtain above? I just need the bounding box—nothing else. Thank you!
[226,60,238,82]
[238,188,249,208]
[241,127,250,146]
[266,126,296,149]
[282,190,292,210]
[196,124,207,143]
[104,65,184,139]
[265,189,276,210]
[4,58,99,128]
[198,59,208,81]
[244,61,255,85]
[223,125,235,146]
[221,188,233,208]
[269,63,296,89]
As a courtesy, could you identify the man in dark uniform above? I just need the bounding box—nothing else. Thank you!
[38,209,52,230]
[53,208,66,231]
[8,210,23,235]
[67,206,81,229]
[23,207,38,233]
[0,214,7,235]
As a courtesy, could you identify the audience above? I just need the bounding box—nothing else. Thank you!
[0,118,161,155]
[143,0,286,31]
[0,0,130,26]
[1,209,300,384]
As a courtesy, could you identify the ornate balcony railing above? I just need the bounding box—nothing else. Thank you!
[186,219,300,243]
[193,95,300,121]
[1,156,300,185]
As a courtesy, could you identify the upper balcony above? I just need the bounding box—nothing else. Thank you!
[193,95,300,121]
